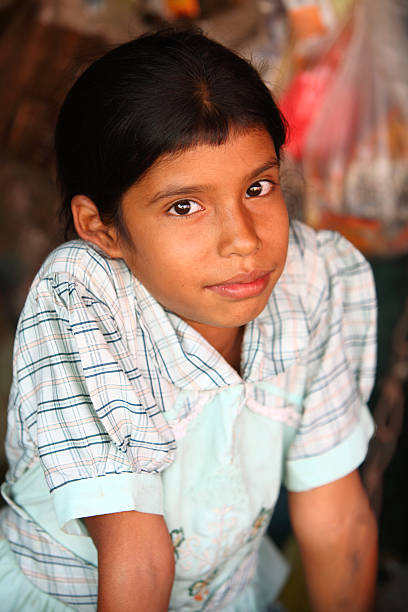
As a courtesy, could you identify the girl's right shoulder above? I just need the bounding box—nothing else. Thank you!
[29,239,133,305]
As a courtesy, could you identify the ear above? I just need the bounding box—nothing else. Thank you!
[71,195,124,259]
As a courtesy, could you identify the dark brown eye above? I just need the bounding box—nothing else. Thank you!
[245,180,273,198]
[168,199,202,216]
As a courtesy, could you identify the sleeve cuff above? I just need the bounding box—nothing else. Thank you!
[52,471,164,535]
[284,405,375,492]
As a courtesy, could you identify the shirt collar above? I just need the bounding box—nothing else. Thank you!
[132,232,308,391]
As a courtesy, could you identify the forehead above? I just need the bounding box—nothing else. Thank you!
[131,127,278,194]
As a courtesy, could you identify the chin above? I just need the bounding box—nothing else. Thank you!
[212,301,268,328]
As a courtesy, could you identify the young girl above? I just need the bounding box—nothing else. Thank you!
[0,28,377,612]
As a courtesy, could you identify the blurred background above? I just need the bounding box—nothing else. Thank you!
[0,1,406,610]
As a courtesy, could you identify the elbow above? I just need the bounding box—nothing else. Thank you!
[358,504,378,567]
[347,506,378,611]
[335,495,378,570]
[143,536,175,596]
[353,496,378,553]
[153,544,176,586]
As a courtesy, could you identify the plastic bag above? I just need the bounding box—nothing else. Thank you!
[298,0,408,255]
[278,24,350,160]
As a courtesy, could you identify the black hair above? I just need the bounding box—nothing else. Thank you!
[55,27,287,239]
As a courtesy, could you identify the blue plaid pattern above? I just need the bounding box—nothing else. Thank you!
[0,221,376,609]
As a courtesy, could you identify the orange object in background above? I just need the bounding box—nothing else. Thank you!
[166,0,200,19]
[313,210,408,257]
[288,5,327,40]
[313,210,384,256]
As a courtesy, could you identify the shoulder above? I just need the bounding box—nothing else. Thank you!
[286,221,375,321]
[29,240,134,310]
[259,221,376,373]
[288,220,372,282]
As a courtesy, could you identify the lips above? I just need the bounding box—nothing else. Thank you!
[205,270,271,299]
[221,270,271,284]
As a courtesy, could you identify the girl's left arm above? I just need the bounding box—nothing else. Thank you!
[288,469,378,612]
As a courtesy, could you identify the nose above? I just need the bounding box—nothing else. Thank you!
[218,204,261,258]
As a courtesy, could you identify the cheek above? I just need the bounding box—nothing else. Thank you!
[126,234,199,291]
[259,203,289,247]
[152,226,214,275]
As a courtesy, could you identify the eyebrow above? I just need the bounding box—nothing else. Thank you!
[148,159,280,205]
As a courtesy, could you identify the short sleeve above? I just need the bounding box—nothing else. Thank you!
[14,264,176,532]
[284,230,377,491]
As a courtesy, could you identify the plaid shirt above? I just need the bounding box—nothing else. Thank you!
[1,221,376,610]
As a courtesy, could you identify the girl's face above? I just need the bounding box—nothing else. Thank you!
[117,128,289,340]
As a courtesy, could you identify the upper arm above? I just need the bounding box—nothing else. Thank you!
[84,511,175,612]
[84,509,174,555]
[288,469,377,560]
[288,471,378,612]
[283,230,377,493]
[14,260,175,534]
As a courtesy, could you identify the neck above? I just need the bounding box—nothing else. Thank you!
[185,321,244,372]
